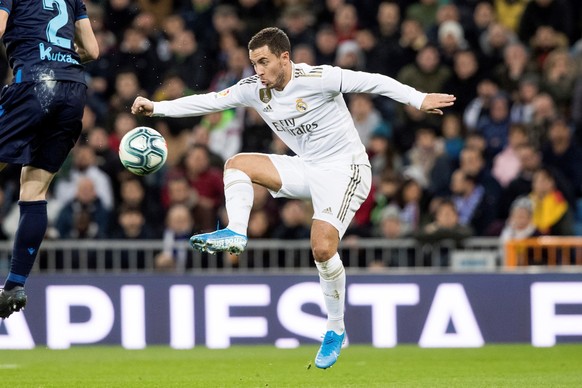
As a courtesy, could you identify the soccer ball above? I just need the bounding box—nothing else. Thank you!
[118,126,168,176]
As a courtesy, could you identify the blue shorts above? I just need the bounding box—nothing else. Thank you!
[0,81,87,173]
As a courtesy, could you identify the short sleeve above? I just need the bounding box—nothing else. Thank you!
[0,0,13,14]
[74,0,88,20]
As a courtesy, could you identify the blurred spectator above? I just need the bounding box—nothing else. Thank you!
[334,40,365,70]
[247,209,271,239]
[517,0,573,45]
[370,171,402,227]
[406,0,438,31]
[398,18,428,67]
[116,176,163,234]
[499,196,542,251]
[314,24,338,65]
[476,93,511,158]
[459,146,502,220]
[492,124,529,188]
[241,108,273,154]
[493,42,538,95]
[494,0,528,33]
[404,127,444,189]
[354,29,384,74]
[55,177,110,239]
[499,143,542,219]
[109,204,156,240]
[54,144,114,212]
[198,110,242,162]
[464,78,500,132]
[104,0,139,42]
[179,0,215,48]
[280,5,316,48]
[529,25,569,71]
[349,94,391,147]
[109,71,146,121]
[413,198,473,265]
[155,204,195,272]
[163,175,197,211]
[478,22,518,74]
[437,21,468,68]
[376,204,408,239]
[271,200,311,240]
[443,50,481,115]
[541,117,582,197]
[164,144,224,231]
[152,73,199,139]
[509,76,539,125]
[392,177,425,232]
[108,112,139,154]
[86,126,124,186]
[426,3,460,45]
[292,43,316,66]
[368,133,402,182]
[450,169,493,236]
[113,26,165,95]
[167,29,215,92]
[540,49,577,115]
[397,44,451,94]
[465,1,496,51]
[527,92,557,148]
[371,1,403,77]
[333,3,359,42]
[441,113,465,164]
[529,167,573,235]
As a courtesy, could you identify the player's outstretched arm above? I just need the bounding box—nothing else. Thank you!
[419,93,456,115]
[131,96,155,116]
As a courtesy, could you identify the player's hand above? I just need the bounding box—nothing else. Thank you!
[419,93,456,115]
[131,96,154,116]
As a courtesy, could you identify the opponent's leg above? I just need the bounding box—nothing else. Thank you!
[1,166,55,319]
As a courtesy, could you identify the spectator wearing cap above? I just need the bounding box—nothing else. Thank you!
[500,196,542,245]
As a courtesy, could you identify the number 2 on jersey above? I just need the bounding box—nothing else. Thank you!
[43,0,70,49]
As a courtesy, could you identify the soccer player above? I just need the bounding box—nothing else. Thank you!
[132,27,454,368]
[0,0,99,318]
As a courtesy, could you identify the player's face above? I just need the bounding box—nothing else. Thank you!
[249,45,291,91]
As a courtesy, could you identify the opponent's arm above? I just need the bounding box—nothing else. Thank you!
[74,18,99,63]
[0,10,9,38]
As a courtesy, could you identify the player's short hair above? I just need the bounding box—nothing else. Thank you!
[248,27,291,57]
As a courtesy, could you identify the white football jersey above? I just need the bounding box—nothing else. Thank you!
[152,63,427,165]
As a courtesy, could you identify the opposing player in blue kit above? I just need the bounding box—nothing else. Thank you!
[0,0,99,318]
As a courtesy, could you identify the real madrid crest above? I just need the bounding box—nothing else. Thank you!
[259,88,272,104]
[296,98,308,112]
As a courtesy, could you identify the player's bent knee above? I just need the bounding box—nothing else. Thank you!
[312,244,336,263]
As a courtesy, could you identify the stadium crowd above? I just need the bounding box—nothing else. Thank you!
[1,0,582,267]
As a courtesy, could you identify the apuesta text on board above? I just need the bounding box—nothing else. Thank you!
[1,274,581,349]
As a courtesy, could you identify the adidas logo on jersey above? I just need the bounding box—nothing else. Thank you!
[322,207,333,215]
[263,105,273,112]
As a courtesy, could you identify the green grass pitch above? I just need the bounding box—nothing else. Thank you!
[2,345,581,387]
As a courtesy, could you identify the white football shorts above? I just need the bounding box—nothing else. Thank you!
[267,154,372,238]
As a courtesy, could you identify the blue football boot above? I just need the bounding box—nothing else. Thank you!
[189,228,248,255]
[315,330,345,369]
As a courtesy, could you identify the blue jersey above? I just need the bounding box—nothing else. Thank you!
[0,0,88,84]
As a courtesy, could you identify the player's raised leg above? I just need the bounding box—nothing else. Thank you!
[311,220,346,369]
[189,153,282,254]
